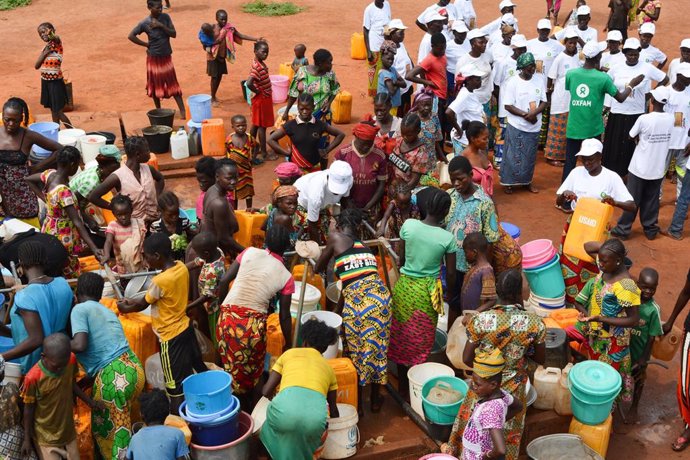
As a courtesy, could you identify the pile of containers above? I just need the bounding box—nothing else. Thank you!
[179,370,241,447]
[521,239,566,316]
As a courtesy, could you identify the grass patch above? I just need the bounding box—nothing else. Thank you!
[0,0,31,11]
[242,1,305,17]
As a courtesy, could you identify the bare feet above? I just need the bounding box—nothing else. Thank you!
[546,159,565,167]
[503,186,514,194]
[212,100,221,108]
[672,428,690,451]
[528,184,539,193]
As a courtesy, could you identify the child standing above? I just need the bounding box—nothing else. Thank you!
[104,194,147,274]
[627,267,663,422]
[226,114,256,209]
[247,40,275,163]
[376,42,406,112]
[35,22,71,126]
[21,333,101,459]
[151,191,197,261]
[292,44,309,73]
[118,233,207,414]
[413,90,446,175]
[186,232,225,348]
[127,389,189,460]
[461,232,497,313]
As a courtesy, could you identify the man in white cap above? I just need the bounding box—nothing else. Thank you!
[387,19,414,115]
[417,12,447,63]
[452,0,477,29]
[554,4,598,50]
[446,65,486,151]
[528,18,565,77]
[545,27,581,166]
[668,38,690,85]
[605,0,631,41]
[561,40,644,181]
[639,22,667,69]
[295,160,353,243]
[603,37,668,177]
[601,30,625,72]
[484,13,519,49]
[665,64,690,240]
[416,0,456,32]
[612,86,674,240]
[445,21,470,102]
[363,0,392,97]
[454,29,493,106]
[488,17,517,63]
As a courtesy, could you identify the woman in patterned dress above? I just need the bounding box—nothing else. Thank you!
[26,146,103,278]
[444,269,546,460]
[315,209,392,415]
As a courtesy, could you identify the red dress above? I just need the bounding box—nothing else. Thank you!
[250,59,275,128]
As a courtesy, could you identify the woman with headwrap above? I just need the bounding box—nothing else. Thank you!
[335,120,388,223]
[499,52,548,194]
[445,269,546,460]
[0,356,38,459]
[263,185,300,250]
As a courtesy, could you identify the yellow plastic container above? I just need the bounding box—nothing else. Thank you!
[279,62,295,82]
[351,33,367,60]
[543,317,561,329]
[266,313,296,357]
[120,313,159,366]
[234,210,268,249]
[569,414,612,458]
[328,358,358,407]
[549,309,579,329]
[201,118,226,156]
[652,323,682,361]
[563,198,613,263]
[332,91,353,125]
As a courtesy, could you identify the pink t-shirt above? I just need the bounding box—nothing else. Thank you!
[462,390,513,460]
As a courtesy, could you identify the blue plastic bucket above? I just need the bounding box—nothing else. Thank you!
[183,370,233,417]
[0,336,13,355]
[184,398,241,446]
[421,376,469,425]
[179,395,239,423]
[523,256,566,298]
[29,122,59,155]
[188,95,212,123]
[500,222,521,242]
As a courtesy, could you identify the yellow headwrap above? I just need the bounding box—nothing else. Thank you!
[473,348,506,379]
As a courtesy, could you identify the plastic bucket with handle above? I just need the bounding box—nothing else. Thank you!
[29,122,59,156]
[407,363,454,417]
[270,75,290,103]
[188,94,212,123]
[322,403,359,459]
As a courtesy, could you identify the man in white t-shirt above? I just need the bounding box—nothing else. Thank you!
[612,87,674,240]
[455,29,493,105]
[363,0,392,61]
[665,65,690,239]
[668,39,690,85]
[528,19,565,77]
[639,22,667,70]
[482,0,519,39]
[446,66,486,149]
[601,30,625,72]
[665,64,690,200]
[416,0,456,32]
[485,13,519,49]
[451,0,476,28]
[445,21,470,101]
[554,5,598,50]
[417,13,447,64]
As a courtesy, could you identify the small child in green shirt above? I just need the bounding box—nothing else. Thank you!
[628,267,663,422]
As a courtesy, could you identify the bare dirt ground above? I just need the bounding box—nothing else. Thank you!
[2,0,689,457]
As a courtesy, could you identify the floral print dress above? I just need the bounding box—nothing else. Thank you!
[41,170,84,278]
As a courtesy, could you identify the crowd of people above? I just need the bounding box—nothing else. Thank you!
[0,0,690,458]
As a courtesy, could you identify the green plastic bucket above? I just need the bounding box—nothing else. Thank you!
[421,376,468,425]
[523,256,566,298]
[568,361,621,425]
[570,392,618,425]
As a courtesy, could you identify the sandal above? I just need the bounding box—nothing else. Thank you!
[251,157,264,166]
[672,436,690,452]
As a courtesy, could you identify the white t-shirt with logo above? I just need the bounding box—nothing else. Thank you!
[548,52,582,114]
[665,86,690,150]
[446,38,470,73]
[628,111,675,180]
[601,52,626,108]
[555,26,598,50]
[608,61,666,115]
[363,1,392,53]
[455,52,494,104]
[449,87,486,144]
[527,38,565,77]
[668,58,688,85]
[393,43,414,92]
[557,166,633,206]
[503,74,548,133]
[640,45,667,67]
[494,56,518,118]
[489,42,512,64]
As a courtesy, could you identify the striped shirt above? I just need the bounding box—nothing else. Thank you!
[334,242,378,286]
[40,40,63,80]
[249,59,272,97]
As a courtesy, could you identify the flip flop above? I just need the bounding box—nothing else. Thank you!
[672,436,689,452]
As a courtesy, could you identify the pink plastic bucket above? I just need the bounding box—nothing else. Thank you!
[521,239,557,269]
[419,454,459,460]
[270,75,289,103]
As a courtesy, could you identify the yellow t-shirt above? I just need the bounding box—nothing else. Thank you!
[145,261,190,342]
[272,348,338,396]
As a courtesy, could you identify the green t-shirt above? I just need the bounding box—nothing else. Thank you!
[629,299,663,363]
[400,219,457,278]
[565,68,618,139]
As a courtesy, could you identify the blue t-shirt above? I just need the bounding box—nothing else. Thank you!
[377,67,402,107]
[10,278,72,374]
[70,300,130,376]
[127,425,189,460]
[198,29,214,47]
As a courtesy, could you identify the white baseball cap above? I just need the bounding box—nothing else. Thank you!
[451,21,469,33]
[537,18,552,30]
[582,41,607,58]
[607,30,623,42]
[650,86,670,104]
[577,5,591,16]
[467,28,489,41]
[387,19,408,30]
[425,12,447,23]
[639,22,656,35]
[677,63,690,78]
[327,161,353,195]
[576,139,604,157]
[458,65,486,78]
[680,39,690,49]
[499,0,516,10]
[501,13,518,26]
[623,38,642,50]
[563,26,579,40]
[511,34,528,48]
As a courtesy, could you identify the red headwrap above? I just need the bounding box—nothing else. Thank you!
[352,120,380,141]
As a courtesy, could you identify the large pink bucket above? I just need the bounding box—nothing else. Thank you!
[521,239,557,269]
[270,75,289,103]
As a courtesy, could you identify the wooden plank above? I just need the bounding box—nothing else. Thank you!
[35,111,124,147]
[156,152,197,171]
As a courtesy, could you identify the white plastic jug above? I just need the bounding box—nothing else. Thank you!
[171,128,190,160]
[446,311,477,371]
[533,366,562,411]
[145,353,165,390]
[555,363,574,416]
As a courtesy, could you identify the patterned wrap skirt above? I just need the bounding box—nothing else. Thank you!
[559,215,600,305]
[145,55,182,99]
[544,112,568,161]
[216,305,268,395]
[367,52,383,98]
[499,124,539,187]
[341,274,392,386]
